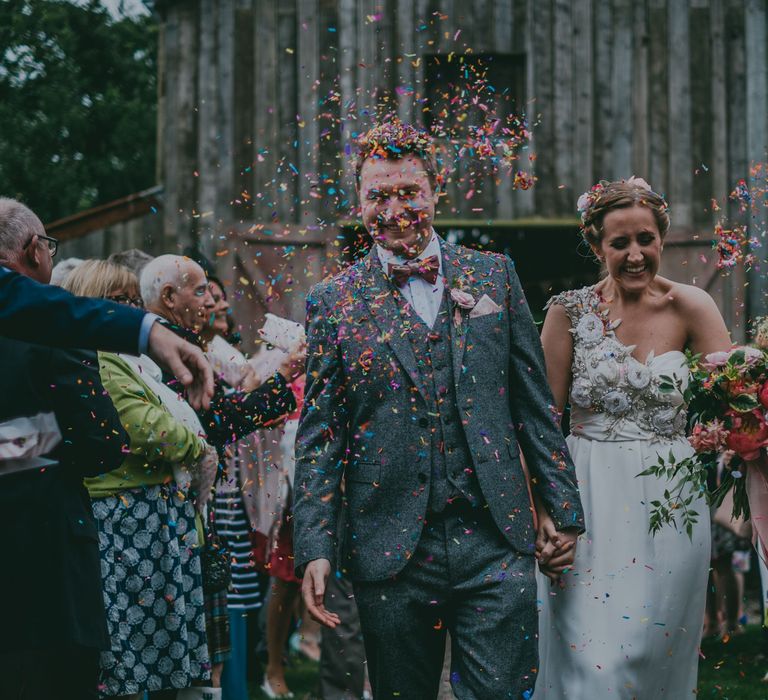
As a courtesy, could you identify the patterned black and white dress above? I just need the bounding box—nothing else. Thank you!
[94,484,210,696]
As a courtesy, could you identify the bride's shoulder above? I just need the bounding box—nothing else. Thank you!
[661,279,718,313]
[545,284,597,312]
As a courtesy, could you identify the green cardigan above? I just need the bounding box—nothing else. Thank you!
[85,352,206,499]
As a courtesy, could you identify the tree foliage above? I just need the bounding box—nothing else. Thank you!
[0,0,157,223]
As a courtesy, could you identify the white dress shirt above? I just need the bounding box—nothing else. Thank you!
[376,231,444,329]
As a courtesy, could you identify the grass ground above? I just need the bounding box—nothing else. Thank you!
[698,625,768,699]
[249,626,768,699]
[249,656,319,699]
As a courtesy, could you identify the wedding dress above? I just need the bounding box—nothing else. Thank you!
[535,286,710,698]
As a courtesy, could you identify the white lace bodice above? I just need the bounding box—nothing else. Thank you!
[547,286,689,440]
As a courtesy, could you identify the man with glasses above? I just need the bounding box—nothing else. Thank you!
[140,254,305,447]
[0,198,213,409]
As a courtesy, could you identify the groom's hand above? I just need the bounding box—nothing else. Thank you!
[302,558,341,628]
[536,518,578,582]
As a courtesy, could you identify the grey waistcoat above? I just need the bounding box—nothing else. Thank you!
[396,289,485,512]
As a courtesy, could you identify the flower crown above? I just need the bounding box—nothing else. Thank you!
[576,176,668,228]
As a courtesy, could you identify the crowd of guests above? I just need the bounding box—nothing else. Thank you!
[0,197,368,700]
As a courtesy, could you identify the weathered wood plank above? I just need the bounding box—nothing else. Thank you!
[745,0,768,317]
[667,0,693,228]
[725,0,747,212]
[690,5,713,229]
[647,0,669,196]
[531,0,555,217]
[493,0,515,219]
[710,0,727,207]
[297,0,320,224]
[252,1,278,223]
[592,0,613,181]
[338,0,357,193]
[315,0,342,226]
[553,0,574,213]
[631,0,649,180]
[215,0,235,235]
[233,0,255,218]
[571,0,593,198]
[395,0,416,124]
[196,0,218,255]
[276,1,299,222]
[611,0,633,181]
[512,0,534,216]
[162,2,199,251]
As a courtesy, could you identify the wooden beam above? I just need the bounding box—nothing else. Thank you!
[46,187,164,242]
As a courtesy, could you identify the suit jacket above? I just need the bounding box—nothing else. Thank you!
[0,266,144,352]
[294,238,584,581]
[0,338,129,651]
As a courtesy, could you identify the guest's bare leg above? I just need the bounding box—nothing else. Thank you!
[297,607,322,662]
[265,577,300,694]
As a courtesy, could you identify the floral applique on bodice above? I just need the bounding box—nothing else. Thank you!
[547,286,689,440]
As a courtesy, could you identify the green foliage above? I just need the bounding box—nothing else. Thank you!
[0,0,157,223]
[638,451,710,540]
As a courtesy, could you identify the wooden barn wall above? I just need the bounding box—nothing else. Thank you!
[56,213,166,262]
[154,0,767,337]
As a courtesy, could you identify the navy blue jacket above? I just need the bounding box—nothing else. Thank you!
[0,266,144,352]
[0,338,128,651]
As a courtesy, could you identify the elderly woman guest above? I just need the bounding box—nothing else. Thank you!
[63,260,218,698]
[534,178,731,697]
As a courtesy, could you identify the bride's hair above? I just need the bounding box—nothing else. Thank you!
[578,177,670,247]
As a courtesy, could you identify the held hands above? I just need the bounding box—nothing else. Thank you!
[535,511,578,584]
[301,558,341,629]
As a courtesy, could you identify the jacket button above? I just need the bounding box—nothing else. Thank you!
[418,472,427,483]
[418,417,428,427]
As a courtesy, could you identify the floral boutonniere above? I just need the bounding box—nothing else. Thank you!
[450,276,477,329]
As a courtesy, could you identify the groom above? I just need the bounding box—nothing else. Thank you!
[294,120,584,698]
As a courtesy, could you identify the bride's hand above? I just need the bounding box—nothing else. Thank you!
[536,512,577,582]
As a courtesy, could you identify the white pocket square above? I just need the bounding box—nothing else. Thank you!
[469,294,502,318]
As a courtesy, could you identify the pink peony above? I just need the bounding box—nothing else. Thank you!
[689,419,730,454]
[701,351,730,370]
[725,408,768,461]
[760,381,768,409]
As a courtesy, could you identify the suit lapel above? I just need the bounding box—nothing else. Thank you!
[441,240,469,390]
[357,249,429,401]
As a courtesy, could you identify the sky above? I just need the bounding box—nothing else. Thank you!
[70,0,149,19]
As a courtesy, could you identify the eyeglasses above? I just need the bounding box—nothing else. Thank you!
[22,233,58,258]
[107,294,144,308]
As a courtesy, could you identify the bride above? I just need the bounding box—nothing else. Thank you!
[534,177,731,697]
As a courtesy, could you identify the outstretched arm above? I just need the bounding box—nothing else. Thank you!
[0,266,144,350]
[1,267,214,408]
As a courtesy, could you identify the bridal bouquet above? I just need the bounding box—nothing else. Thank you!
[643,320,768,548]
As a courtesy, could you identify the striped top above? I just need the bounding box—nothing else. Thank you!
[214,486,262,611]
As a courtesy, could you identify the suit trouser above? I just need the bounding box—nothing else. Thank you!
[353,502,538,700]
[318,573,366,699]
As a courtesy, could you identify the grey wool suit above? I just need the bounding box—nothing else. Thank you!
[294,237,584,699]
